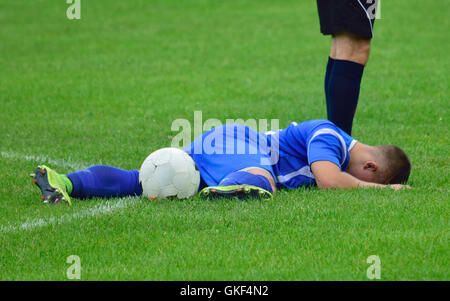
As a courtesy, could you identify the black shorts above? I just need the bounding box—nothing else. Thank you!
[317,0,377,39]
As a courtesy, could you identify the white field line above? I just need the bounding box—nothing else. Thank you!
[1,151,90,170]
[1,197,141,233]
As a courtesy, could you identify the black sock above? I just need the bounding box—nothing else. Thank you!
[324,57,335,118]
[326,59,364,135]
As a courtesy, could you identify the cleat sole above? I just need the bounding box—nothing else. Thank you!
[199,185,273,200]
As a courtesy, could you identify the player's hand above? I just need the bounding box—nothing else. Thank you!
[388,184,411,191]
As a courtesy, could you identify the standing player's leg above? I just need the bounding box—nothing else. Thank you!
[199,167,276,200]
[327,32,370,135]
[31,165,142,205]
[318,0,376,135]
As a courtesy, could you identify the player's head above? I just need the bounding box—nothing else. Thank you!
[348,144,411,184]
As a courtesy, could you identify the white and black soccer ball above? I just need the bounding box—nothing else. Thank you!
[139,147,200,200]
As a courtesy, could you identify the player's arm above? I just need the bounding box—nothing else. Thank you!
[310,161,407,190]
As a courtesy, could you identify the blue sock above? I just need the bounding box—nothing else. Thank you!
[67,165,142,199]
[324,56,335,118]
[326,59,364,135]
[219,171,273,193]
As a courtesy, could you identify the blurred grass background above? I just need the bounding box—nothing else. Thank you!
[0,0,448,280]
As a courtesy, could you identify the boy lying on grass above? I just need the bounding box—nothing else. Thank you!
[31,120,411,205]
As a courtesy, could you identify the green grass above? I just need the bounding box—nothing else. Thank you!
[0,0,448,280]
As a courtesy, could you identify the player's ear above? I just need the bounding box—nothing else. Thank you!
[363,161,378,172]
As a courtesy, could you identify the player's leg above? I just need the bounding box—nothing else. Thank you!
[333,32,371,65]
[31,165,142,205]
[327,32,369,135]
[199,167,275,200]
[68,165,142,199]
[318,0,376,135]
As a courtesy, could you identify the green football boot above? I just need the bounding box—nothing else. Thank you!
[199,185,273,200]
[30,165,72,205]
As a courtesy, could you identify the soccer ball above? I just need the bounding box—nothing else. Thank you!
[139,147,200,200]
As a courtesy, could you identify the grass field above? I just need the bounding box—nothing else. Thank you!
[0,0,448,280]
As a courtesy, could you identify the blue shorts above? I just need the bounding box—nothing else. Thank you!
[184,124,276,187]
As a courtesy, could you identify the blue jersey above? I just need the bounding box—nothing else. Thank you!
[184,120,357,189]
[267,120,356,188]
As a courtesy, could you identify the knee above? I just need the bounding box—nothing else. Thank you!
[334,33,371,65]
[244,168,277,193]
[355,41,371,64]
[220,169,277,193]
